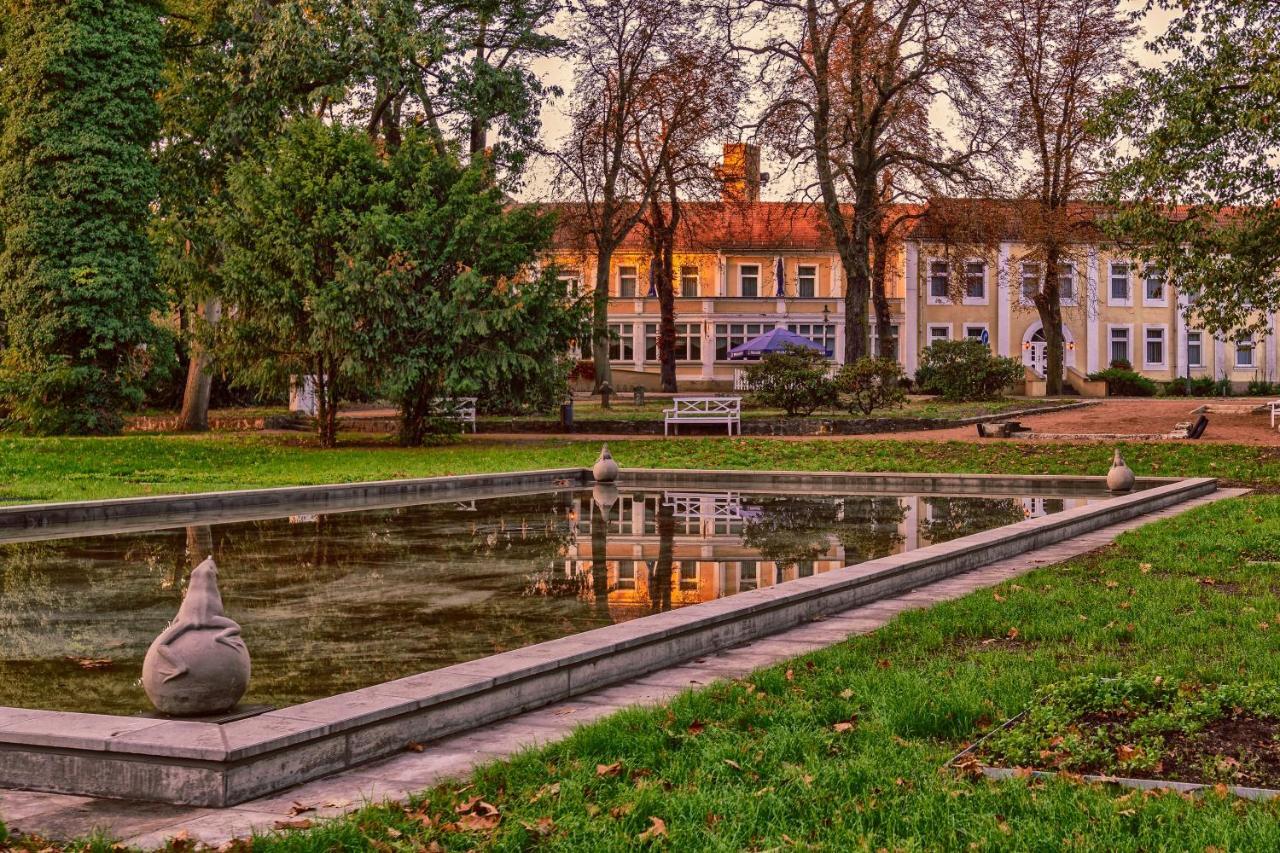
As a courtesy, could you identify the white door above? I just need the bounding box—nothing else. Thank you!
[1024,328,1047,376]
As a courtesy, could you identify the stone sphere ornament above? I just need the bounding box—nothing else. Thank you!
[142,557,251,716]
[1106,448,1136,493]
[593,444,620,483]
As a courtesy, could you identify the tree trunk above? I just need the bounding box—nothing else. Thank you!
[657,240,677,393]
[652,498,675,612]
[177,298,221,431]
[591,251,614,391]
[841,240,871,363]
[870,231,894,360]
[1036,247,1066,395]
[314,356,338,448]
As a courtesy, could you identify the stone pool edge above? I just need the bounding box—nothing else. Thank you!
[0,473,1217,807]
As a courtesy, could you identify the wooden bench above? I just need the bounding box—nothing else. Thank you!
[431,397,478,433]
[664,396,742,436]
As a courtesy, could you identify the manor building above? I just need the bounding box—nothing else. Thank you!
[551,144,1278,393]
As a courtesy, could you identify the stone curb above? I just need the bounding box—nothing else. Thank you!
[0,473,1216,806]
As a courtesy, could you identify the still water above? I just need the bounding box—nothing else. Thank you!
[0,489,1089,714]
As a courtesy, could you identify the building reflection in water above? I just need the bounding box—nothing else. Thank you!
[556,491,1088,620]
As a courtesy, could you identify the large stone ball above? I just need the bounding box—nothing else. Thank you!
[142,628,251,716]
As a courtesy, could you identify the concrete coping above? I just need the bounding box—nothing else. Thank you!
[0,474,1217,771]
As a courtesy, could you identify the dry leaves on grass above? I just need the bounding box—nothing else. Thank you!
[1116,744,1142,762]
[832,717,858,733]
[521,816,556,837]
[454,797,501,832]
[596,761,623,777]
[638,816,668,842]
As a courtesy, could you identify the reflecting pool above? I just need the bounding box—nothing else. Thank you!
[0,488,1092,714]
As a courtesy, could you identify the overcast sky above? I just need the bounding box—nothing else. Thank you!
[516,1,1179,202]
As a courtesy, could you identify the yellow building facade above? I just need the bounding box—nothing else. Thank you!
[552,145,1277,392]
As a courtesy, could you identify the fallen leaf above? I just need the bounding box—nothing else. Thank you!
[273,819,313,831]
[687,720,705,735]
[521,817,556,837]
[457,812,500,832]
[839,688,854,699]
[1139,563,1152,574]
[287,801,315,817]
[406,741,425,753]
[1006,627,1020,640]
[596,761,623,777]
[724,758,743,770]
[993,592,1006,602]
[638,816,667,842]
[530,782,560,803]
[1116,744,1142,762]
[833,718,857,733]
[785,668,794,682]
[876,658,892,669]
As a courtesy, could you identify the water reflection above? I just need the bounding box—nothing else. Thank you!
[0,490,1086,714]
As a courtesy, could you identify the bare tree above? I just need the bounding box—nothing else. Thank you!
[551,0,673,390]
[731,0,989,363]
[629,28,743,391]
[983,0,1135,393]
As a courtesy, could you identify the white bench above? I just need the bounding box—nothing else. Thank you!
[663,396,741,436]
[431,397,477,432]
[1270,399,1280,429]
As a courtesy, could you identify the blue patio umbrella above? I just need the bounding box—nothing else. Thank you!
[774,256,785,297]
[728,327,828,360]
[646,260,658,298]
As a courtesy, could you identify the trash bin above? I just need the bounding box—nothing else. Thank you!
[560,400,574,431]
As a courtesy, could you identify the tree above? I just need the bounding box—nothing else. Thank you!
[216,119,398,447]
[551,0,672,391]
[218,119,588,447]
[736,0,987,363]
[1097,0,1280,338]
[983,0,1136,393]
[0,0,165,434]
[378,141,589,445]
[629,23,743,392]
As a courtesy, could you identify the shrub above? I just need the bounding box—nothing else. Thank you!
[1246,379,1278,397]
[743,344,836,416]
[1087,367,1158,397]
[1109,358,1133,371]
[916,339,1023,402]
[834,357,907,415]
[1163,376,1226,397]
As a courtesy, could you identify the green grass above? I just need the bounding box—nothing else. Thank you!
[0,432,1274,505]
[12,494,1271,851]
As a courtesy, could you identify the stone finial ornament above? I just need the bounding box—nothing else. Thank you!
[142,557,251,716]
[593,443,620,483]
[592,482,620,522]
[1106,448,1136,493]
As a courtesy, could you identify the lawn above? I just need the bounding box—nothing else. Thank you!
[9,494,1276,851]
[0,432,1275,505]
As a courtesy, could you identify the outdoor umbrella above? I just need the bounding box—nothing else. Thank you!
[774,256,785,297]
[727,327,827,360]
[646,261,658,298]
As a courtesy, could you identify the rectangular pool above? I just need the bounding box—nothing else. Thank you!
[0,484,1100,715]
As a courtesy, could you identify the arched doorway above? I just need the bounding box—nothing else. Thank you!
[1022,323,1075,377]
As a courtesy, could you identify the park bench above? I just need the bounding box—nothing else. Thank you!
[664,396,742,436]
[431,397,478,433]
[1270,399,1280,429]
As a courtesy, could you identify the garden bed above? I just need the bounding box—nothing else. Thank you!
[955,675,1280,797]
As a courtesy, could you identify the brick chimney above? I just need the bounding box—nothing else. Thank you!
[719,143,763,203]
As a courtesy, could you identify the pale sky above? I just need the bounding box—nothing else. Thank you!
[517,1,1179,202]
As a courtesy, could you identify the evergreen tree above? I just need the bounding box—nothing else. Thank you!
[0,0,164,434]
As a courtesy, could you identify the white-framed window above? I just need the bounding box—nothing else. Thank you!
[714,322,767,360]
[928,260,950,301]
[1057,262,1077,304]
[1143,265,1166,306]
[786,323,836,356]
[1108,325,1132,366]
[927,324,952,346]
[556,272,581,293]
[797,265,817,298]
[679,265,699,297]
[964,324,989,343]
[963,260,987,304]
[1020,261,1041,303]
[1186,331,1204,368]
[617,265,637,298]
[608,322,634,361]
[1108,261,1132,306]
[873,324,900,358]
[1143,325,1167,369]
[644,323,702,362]
[1236,339,1256,368]
[739,264,760,298]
